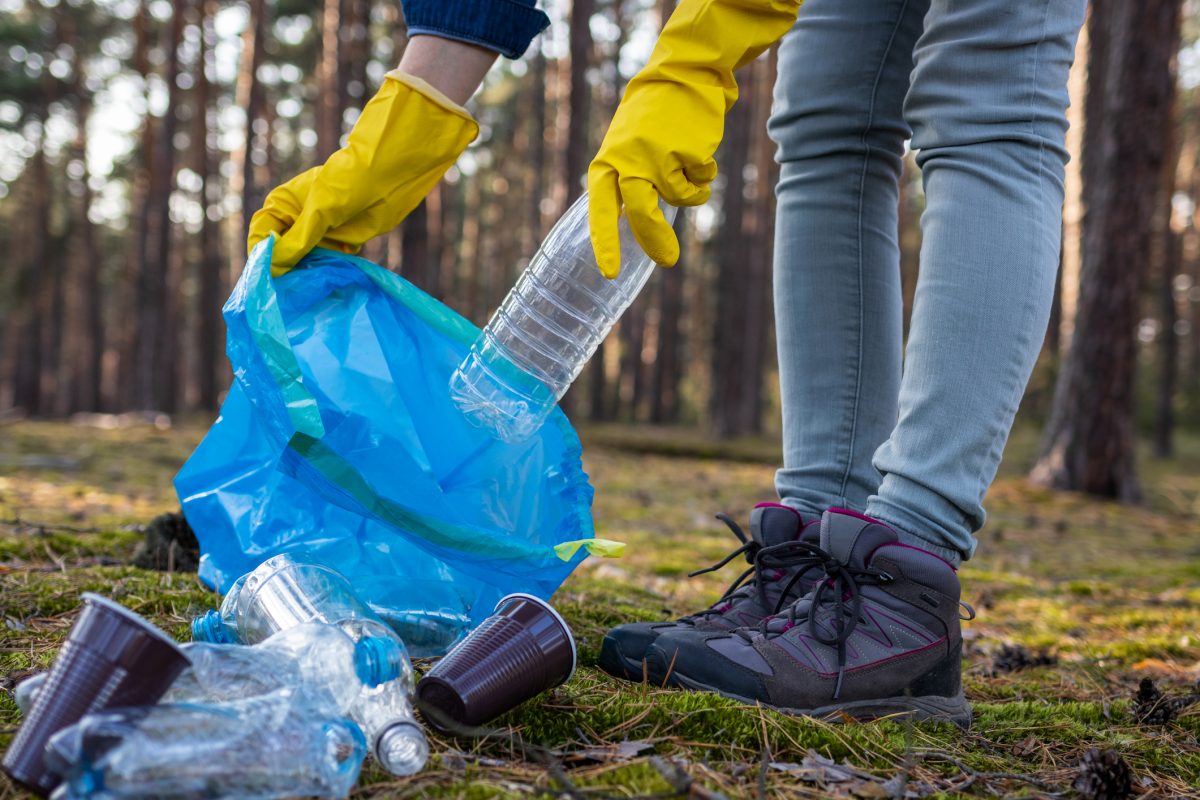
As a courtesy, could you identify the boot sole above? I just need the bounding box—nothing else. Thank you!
[668,671,972,730]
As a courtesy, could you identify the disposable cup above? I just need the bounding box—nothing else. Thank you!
[416,593,575,731]
[2,593,189,796]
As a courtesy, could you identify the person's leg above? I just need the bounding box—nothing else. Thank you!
[865,0,1088,565]
[771,0,928,517]
[644,0,1086,724]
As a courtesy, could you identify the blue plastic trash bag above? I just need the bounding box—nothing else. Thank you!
[175,237,606,655]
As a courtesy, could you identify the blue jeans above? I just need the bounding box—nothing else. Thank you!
[770,0,1086,565]
[402,0,549,59]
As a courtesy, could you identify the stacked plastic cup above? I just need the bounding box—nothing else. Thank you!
[2,594,190,796]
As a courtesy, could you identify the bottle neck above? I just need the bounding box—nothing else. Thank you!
[190,610,235,644]
[353,636,405,687]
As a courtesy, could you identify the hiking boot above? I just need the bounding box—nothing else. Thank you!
[645,508,974,728]
[598,503,822,682]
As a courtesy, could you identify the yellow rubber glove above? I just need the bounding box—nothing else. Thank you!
[249,70,479,275]
[588,0,801,278]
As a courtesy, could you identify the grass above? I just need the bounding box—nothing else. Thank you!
[1,418,1199,798]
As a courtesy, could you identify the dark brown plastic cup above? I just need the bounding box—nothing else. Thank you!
[2,593,190,797]
[416,593,575,731]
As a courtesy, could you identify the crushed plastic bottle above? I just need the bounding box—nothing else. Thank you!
[450,191,677,443]
[45,693,366,800]
[191,554,428,776]
[165,622,401,713]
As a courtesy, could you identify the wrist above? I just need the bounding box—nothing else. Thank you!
[398,36,498,106]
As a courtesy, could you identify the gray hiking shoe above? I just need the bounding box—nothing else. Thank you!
[645,509,974,728]
[598,503,822,681]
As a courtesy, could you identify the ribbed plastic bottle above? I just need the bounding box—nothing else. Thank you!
[451,192,677,443]
[191,555,428,776]
[44,694,366,800]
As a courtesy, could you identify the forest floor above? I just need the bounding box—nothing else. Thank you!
[1,418,1199,798]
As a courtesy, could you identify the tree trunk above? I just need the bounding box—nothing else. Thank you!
[69,34,104,413]
[234,0,267,266]
[117,0,155,410]
[710,66,754,437]
[13,130,49,414]
[564,0,594,206]
[617,307,645,420]
[1030,0,1181,500]
[134,0,185,411]
[401,200,430,290]
[195,0,222,411]
[651,212,687,423]
[1155,226,1180,458]
[562,0,595,418]
[739,52,778,434]
[1186,136,1200,391]
[527,47,548,251]
[317,0,343,158]
[1057,19,1089,353]
[429,184,446,297]
[52,6,100,415]
[45,230,68,417]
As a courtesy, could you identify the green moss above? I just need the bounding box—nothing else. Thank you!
[2,421,1200,797]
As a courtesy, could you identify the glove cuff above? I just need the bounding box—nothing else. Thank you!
[385,69,478,128]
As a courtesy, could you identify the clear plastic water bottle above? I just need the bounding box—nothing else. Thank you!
[191,555,428,776]
[45,694,366,800]
[193,562,469,657]
[451,192,677,443]
[165,622,400,713]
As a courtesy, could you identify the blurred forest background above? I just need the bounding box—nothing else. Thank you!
[0,0,1197,501]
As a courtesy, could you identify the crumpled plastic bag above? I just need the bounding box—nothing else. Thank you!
[175,237,603,655]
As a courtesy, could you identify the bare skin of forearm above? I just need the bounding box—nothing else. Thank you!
[399,36,498,106]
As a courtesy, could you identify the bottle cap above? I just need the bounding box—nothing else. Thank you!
[415,593,575,732]
[190,609,236,644]
[1,594,190,796]
[374,720,429,776]
[352,635,404,687]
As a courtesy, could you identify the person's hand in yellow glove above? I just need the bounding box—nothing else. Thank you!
[587,0,802,278]
[248,70,478,275]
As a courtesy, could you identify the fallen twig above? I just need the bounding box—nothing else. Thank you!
[912,749,1064,795]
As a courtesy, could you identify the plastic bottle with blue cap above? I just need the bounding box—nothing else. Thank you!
[191,554,428,776]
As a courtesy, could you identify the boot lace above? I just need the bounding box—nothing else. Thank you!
[679,513,826,624]
[735,546,892,700]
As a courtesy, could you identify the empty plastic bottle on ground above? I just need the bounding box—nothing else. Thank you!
[191,554,428,776]
[45,693,366,800]
[165,622,400,714]
[194,556,469,657]
[451,192,677,443]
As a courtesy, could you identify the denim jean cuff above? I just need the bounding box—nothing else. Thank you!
[403,0,551,59]
[864,489,975,568]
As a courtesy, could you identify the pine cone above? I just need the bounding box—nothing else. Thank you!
[1132,677,1172,724]
[1072,748,1132,800]
[1131,677,1200,725]
[989,643,1057,675]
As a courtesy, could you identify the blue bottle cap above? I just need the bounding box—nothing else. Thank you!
[190,610,235,644]
[353,636,404,687]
